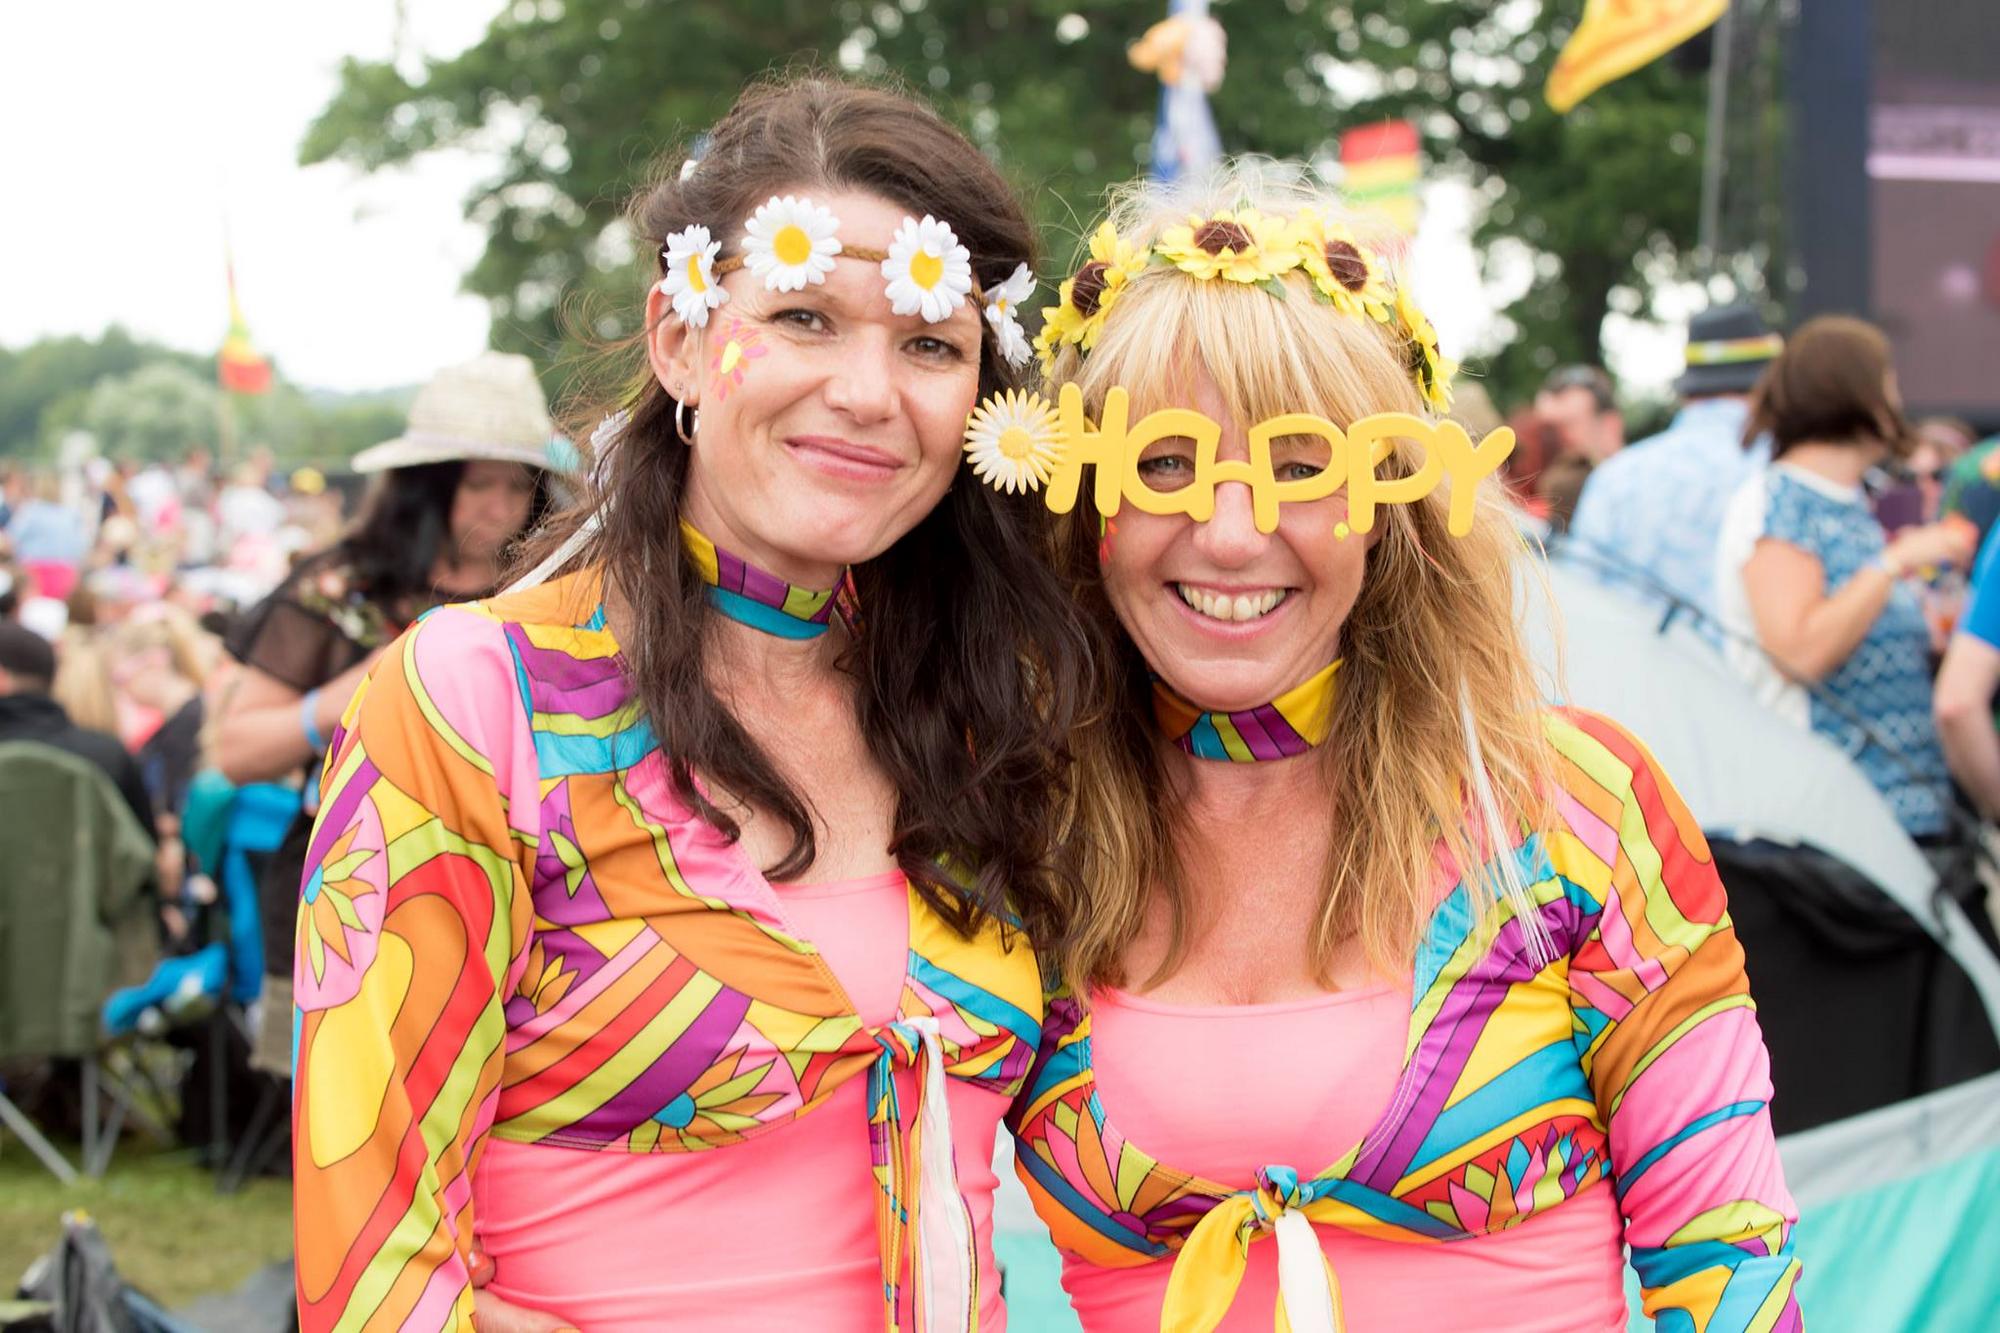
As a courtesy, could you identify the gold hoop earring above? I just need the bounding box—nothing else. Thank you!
[674,399,699,446]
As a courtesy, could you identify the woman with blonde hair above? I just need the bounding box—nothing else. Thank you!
[986,168,1802,1330]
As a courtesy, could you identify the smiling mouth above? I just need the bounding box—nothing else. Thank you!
[1174,583,1291,623]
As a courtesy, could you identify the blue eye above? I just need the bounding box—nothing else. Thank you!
[1136,448,1197,493]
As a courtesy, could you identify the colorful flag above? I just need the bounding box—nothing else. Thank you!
[219,259,272,395]
[1340,121,1422,239]
[1547,0,1727,113]
[1131,0,1227,184]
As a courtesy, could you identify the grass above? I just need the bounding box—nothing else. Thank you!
[0,1138,291,1310]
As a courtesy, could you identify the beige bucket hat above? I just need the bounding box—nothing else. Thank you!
[349,352,566,474]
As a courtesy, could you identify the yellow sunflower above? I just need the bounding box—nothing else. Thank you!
[1292,210,1393,319]
[1393,280,1456,413]
[1155,208,1300,284]
[1035,220,1150,368]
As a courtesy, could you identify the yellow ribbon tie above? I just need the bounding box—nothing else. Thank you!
[1160,1178,1346,1333]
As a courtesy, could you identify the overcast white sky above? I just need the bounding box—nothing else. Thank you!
[0,1,1682,396]
[1,0,497,391]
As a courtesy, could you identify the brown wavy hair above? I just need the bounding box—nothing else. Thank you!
[515,74,1093,940]
[1746,315,1911,459]
[1040,166,1558,992]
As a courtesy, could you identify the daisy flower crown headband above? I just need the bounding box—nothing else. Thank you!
[961,208,1515,537]
[658,194,1037,368]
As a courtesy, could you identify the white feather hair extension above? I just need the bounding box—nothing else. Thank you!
[1459,678,1556,969]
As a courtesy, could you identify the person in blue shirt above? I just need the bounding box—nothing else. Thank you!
[1934,523,2000,819]
[1565,305,1781,630]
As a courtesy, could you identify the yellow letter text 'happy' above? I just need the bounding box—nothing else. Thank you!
[1041,383,1515,537]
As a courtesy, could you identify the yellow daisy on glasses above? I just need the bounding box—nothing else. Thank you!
[962,390,1065,494]
[1292,210,1393,319]
[742,195,843,292]
[1156,209,1300,285]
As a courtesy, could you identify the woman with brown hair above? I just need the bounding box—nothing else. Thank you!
[991,167,1800,1330]
[291,76,1090,1331]
[1715,315,1968,838]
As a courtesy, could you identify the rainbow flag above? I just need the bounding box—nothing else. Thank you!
[219,260,272,395]
[1340,121,1421,238]
[1546,0,1727,113]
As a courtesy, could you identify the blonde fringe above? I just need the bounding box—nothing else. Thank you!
[1047,163,1556,993]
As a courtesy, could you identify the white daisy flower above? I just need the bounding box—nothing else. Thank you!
[983,262,1036,368]
[881,214,973,323]
[963,390,1065,494]
[742,195,843,293]
[658,224,728,327]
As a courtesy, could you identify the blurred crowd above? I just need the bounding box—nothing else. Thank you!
[1520,306,1999,847]
[0,353,568,1169]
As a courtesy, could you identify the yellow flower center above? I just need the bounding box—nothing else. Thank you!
[996,426,1037,461]
[773,224,814,267]
[910,248,944,290]
[685,255,707,293]
[720,341,744,374]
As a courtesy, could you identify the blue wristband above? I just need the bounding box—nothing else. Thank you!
[300,688,328,752]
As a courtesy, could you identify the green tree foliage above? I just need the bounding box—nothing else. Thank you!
[301,0,1716,408]
[0,328,413,469]
[1326,2,1721,395]
[0,328,209,459]
[82,363,222,463]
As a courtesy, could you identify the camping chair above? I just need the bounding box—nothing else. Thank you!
[0,741,159,1182]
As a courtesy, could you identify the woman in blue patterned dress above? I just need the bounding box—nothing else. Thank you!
[1715,315,1970,838]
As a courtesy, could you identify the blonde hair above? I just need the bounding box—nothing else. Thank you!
[52,628,118,736]
[1044,164,1556,992]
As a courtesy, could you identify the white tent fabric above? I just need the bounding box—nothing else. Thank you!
[1522,556,2000,1035]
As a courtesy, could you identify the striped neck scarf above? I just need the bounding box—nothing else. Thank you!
[679,521,840,639]
[1151,658,1341,762]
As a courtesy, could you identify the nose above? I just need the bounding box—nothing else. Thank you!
[1191,477,1268,568]
[822,331,898,425]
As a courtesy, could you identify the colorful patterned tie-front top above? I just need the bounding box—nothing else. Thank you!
[1008,710,1803,1331]
[292,570,1043,1331]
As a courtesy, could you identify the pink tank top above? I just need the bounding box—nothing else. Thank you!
[475,871,1010,1332]
[1061,984,1628,1331]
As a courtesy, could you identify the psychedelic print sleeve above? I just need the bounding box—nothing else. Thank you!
[292,606,540,1332]
[1549,710,1803,1332]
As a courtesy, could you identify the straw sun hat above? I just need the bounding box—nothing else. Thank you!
[349,352,567,475]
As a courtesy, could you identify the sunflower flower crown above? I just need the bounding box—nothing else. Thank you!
[657,195,1036,367]
[1032,209,1454,413]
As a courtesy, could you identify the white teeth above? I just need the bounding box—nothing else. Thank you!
[1175,584,1288,622]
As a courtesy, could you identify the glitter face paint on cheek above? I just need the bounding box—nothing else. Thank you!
[707,315,770,401]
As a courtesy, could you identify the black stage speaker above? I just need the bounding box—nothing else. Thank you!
[1791,0,2000,428]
